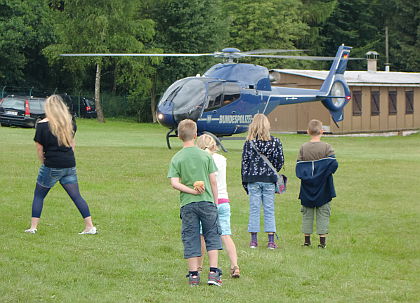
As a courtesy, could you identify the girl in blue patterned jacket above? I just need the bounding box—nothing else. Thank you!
[241,114,284,249]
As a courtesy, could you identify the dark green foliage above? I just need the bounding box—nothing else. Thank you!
[146,0,227,94]
[321,0,419,72]
[0,0,54,86]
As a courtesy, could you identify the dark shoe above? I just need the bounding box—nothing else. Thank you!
[186,273,200,286]
[302,242,311,247]
[318,244,327,249]
[230,266,240,278]
[208,269,222,286]
[267,242,278,249]
[249,241,258,248]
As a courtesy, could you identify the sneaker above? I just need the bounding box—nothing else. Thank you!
[267,242,278,249]
[249,241,258,248]
[208,269,222,286]
[302,242,311,247]
[187,273,200,286]
[24,228,37,234]
[318,244,326,249]
[79,227,97,235]
[230,266,240,278]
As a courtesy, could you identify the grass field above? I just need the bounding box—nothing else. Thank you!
[0,119,419,303]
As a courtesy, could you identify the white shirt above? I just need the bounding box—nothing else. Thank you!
[212,153,229,199]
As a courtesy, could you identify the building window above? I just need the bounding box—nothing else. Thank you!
[352,91,362,116]
[388,91,397,115]
[405,91,414,114]
[371,91,380,116]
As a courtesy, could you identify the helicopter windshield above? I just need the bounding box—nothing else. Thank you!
[158,78,206,122]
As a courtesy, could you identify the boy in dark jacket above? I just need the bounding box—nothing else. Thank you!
[295,119,338,248]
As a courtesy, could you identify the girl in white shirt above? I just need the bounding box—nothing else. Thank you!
[196,134,240,278]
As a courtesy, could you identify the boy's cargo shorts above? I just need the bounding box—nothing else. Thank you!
[180,201,222,259]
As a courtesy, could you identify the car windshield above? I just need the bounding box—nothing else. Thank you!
[1,98,25,110]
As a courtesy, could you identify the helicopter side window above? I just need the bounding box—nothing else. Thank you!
[222,83,240,106]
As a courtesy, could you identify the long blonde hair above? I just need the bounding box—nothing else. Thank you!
[44,95,74,147]
[196,134,218,154]
[246,113,271,141]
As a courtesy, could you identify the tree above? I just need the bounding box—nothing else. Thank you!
[371,0,420,72]
[0,1,53,88]
[297,0,337,69]
[321,0,419,72]
[145,0,227,122]
[43,0,157,122]
[223,0,310,69]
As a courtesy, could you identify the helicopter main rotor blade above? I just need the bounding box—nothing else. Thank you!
[242,49,305,55]
[60,53,215,57]
[246,54,337,60]
[245,54,364,60]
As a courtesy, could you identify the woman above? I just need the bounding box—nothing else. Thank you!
[241,114,284,249]
[25,95,96,234]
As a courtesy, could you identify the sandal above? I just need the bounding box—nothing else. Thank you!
[230,266,240,278]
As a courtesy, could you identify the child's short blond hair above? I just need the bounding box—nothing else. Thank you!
[307,119,323,136]
[178,119,197,141]
[196,134,218,153]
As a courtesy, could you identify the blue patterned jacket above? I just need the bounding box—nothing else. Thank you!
[241,136,284,192]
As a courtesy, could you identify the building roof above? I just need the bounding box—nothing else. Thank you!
[271,69,420,87]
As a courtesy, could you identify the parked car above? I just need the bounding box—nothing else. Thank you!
[0,95,46,128]
[60,94,97,118]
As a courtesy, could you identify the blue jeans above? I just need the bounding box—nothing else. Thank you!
[247,182,276,233]
[37,164,78,188]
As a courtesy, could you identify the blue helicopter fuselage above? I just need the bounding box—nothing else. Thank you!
[157,63,324,136]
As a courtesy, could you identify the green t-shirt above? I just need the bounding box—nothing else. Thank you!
[168,146,218,207]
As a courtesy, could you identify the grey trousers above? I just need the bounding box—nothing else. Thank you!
[301,202,331,235]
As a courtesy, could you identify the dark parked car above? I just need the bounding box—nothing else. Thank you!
[60,94,97,118]
[0,95,46,128]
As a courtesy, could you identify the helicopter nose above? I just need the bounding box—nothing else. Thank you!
[156,108,176,129]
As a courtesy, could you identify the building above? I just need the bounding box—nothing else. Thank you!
[268,68,420,133]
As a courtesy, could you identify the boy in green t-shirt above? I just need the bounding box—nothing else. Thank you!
[168,119,223,286]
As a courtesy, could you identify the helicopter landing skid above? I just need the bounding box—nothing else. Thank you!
[202,131,228,153]
[166,128,178,149]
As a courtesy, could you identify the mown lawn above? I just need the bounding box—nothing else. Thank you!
[0,119,419,302]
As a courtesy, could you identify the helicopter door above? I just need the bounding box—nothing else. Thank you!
[222,82,240,106]
[205,82,240,112]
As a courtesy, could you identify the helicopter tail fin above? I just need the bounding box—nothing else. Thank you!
[318,45,352,123]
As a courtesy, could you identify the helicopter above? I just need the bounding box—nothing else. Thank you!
[62,45,353,150]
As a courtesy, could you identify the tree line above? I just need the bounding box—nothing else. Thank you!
[0,0,418,122]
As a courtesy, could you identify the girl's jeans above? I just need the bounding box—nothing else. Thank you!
[247,182,276,233]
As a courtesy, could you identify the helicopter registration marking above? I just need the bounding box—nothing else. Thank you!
[219,115,253,124]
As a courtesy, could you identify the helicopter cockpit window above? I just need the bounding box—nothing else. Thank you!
[206,82,223,110]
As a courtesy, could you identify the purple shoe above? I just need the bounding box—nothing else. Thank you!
[267,242,278,249]
[249,241,258,248]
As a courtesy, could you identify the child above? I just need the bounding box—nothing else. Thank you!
[241,114,284,249]
[296,119,338,248]
[167,119,223,286]
[196,134,240,278]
